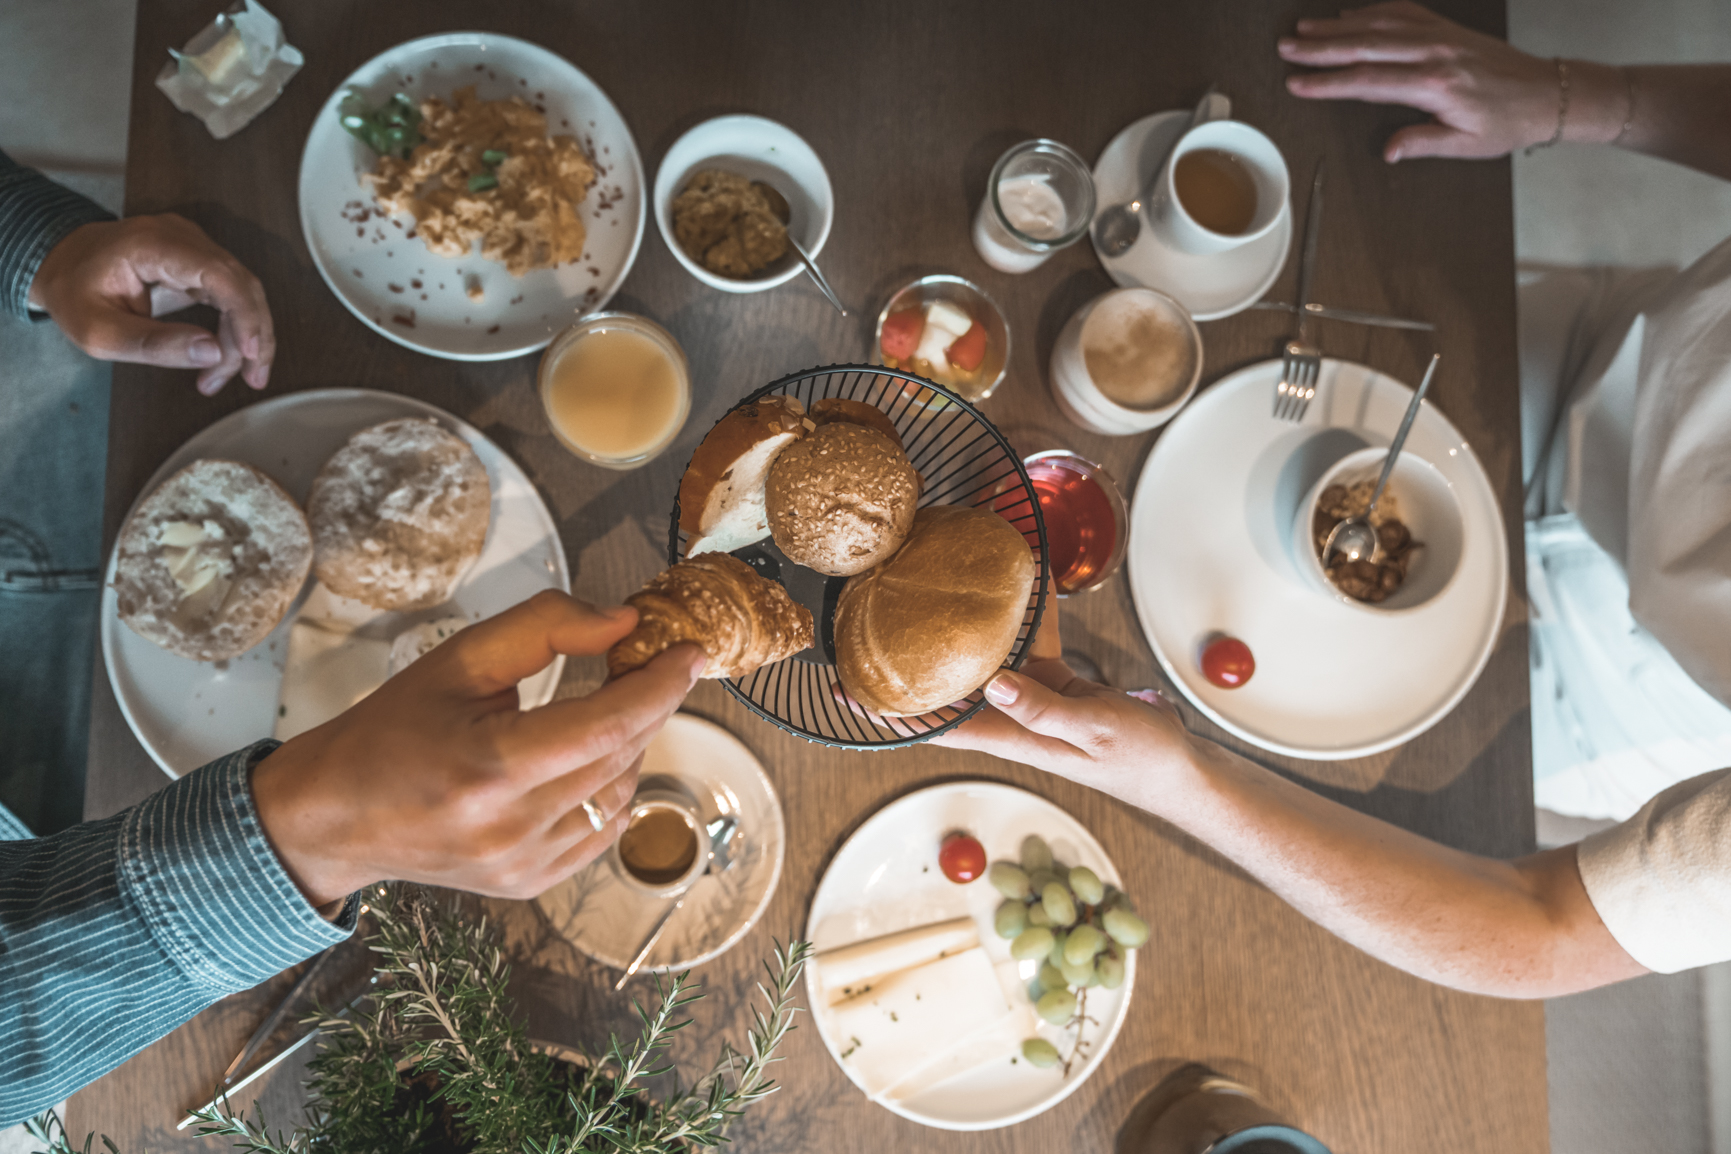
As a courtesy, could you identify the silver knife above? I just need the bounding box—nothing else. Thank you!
[1293,159,1325,345]
[1251,300,1436,332]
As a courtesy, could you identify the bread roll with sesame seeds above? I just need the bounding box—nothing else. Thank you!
[765,422,921,576]
[307,418,491,612]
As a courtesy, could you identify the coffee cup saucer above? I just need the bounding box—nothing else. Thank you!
[1090,110,1292,321]
[533,713,786,973]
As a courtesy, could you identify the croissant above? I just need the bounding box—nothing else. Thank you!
[606,553,814,680]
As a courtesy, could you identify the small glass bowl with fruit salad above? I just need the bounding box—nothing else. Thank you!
[873,274,1010,404]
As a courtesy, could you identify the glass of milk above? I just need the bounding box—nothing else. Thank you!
[971,140,1096,273]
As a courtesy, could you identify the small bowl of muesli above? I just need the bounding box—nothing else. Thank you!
[1291,446,1464,613]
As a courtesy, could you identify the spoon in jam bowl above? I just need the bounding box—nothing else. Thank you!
[1321,352,1440,568]
[753,180,848,315]
[615,814,739,990]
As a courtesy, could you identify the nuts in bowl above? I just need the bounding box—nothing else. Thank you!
[652,114,833,293]
[1292,446,1464,613]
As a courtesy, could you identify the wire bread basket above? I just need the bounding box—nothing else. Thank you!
[667,364,1049,749]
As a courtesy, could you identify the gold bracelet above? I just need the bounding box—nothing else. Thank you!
[1613,67,1636,144]
[1526,58,1571,155]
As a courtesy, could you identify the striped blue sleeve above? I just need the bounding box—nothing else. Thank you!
[0,149,115,320]
[0,740,359,1125]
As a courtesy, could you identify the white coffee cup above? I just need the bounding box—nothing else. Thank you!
[610,782,710,899]
[1148,120,1290,256]
[1048,287,1203,436]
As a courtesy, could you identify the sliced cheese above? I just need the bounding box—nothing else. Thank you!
[815,916,977,1005]
[826,946,1013,1099]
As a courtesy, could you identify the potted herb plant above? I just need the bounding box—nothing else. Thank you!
[29,887,810,1154]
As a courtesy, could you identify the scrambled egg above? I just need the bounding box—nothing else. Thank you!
[366,86,595,276]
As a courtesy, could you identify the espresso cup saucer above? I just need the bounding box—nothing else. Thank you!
[534,713,786,973]
[1090,110,1293,321]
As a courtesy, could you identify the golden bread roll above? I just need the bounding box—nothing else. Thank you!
[809,397,904,450]
[608,553,814,680]
[835,504,1035,717]
[766,422,921,576]
[680,395,811,557]
[114,459,312,662]
[307,418,491,611]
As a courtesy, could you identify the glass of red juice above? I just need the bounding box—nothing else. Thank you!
[991,450,1128,596]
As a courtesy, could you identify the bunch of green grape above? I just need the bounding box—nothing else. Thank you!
[989,834,1148,1071]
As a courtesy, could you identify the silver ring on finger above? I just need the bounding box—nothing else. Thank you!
[581,798,606,834]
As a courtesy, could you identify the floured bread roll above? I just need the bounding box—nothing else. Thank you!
[835,504,1035,716]
[114,459,312,662]
[308,418,491,611]
[607,553,814,680]
[766,422,921,576]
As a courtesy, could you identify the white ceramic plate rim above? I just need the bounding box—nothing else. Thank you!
[1127,358,1509,759]
[101,388,570,777]
[1091,109,1291,321]
[297,32,646,361]
[651,113,834,293]
[803,780,1135,1131]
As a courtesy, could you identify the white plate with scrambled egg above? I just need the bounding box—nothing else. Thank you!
[298,33,645,360]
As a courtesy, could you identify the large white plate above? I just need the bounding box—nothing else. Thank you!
[805,781,1135,1131]
[1091,109,1292,322]
[102,389,570,778]
[1128,359,1509,759]
[298,32,646,360]
[535,713,787,972]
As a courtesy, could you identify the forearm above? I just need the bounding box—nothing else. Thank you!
[0,743,354,1125]
[1081,737,1642,997]
[0,149,113,320]
[1558,63,1731,179]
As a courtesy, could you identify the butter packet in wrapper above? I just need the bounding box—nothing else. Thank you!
[155,0,304,139]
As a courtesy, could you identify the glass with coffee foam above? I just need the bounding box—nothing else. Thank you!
[538,312,691,471]
[1049,288,1203,435]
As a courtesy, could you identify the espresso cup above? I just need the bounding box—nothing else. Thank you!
[611,782,709,899]
[1048,287,1203,436]
[1148,120,1290,256]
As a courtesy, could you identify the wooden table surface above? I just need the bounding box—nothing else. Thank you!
[72,1,1544,1150]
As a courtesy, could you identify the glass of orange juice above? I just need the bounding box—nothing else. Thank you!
[537,313,691,470]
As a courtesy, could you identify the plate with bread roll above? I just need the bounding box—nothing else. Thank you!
[605,365,1050,748]
[102,389,569,776]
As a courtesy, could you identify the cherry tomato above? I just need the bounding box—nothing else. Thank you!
[939,833,987,884]
[1200,636,1255,689]
[879,309,925,361]
[947,321,987,372]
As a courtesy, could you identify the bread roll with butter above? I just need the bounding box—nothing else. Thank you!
[113,459,312,662]
[835,504,1035,716]
[308,418,491,612]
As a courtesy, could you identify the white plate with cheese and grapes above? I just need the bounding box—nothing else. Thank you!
[804,781,1144,1130]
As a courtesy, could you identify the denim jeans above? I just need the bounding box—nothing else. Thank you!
[0,318,108,836]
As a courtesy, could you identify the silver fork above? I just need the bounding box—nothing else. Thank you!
[1274,160,1325,422]
[1275,339,1321,421]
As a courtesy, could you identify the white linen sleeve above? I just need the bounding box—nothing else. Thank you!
[1577,767,1731,973]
